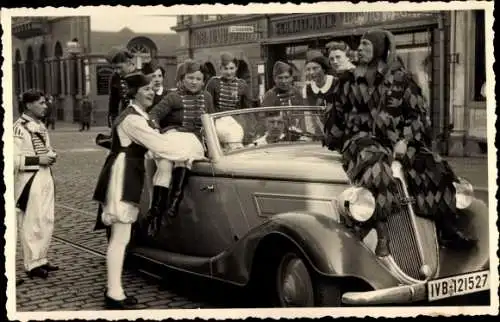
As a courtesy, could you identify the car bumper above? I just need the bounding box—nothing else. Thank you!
[342,283,427,305]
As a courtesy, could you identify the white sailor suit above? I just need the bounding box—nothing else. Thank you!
[14,114,56,271]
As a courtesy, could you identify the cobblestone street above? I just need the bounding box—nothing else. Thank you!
[14,126,225,311]
[13,124,491,311]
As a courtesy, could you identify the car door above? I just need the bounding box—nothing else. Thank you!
[158,161,246,258]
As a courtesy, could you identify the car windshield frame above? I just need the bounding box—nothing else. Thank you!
[202,105,326,160]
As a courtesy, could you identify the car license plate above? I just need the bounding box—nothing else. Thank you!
[427,270,490,301]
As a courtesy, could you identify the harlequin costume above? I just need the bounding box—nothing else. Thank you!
[14,112,58,278]
[93,72,192,309]
[147,60,215,227]
[323,30,475,254]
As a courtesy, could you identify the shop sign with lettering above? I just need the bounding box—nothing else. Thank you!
[270,12,439,37]
[272,14,336,36]
[192,24,261,48]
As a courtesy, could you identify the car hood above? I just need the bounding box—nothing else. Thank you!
[208,143,349,184]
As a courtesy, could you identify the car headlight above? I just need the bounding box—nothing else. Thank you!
[338,187,376,222]
[453,177,474,209]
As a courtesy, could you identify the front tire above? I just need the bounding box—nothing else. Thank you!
[274,251,343,307]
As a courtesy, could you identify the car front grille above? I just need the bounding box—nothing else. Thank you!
[385,178,439,281]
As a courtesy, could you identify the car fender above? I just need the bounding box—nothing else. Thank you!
[438,199,491,277]
[209,211,401,290]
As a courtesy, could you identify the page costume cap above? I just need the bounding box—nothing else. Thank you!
[273,61,293,77]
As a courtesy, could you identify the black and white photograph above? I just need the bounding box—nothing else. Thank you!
[2,2,497,320]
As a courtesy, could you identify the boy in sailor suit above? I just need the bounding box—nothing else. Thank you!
[14,90,59,279]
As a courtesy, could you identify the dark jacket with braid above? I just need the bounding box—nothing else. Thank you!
[261,87,304,107]
[206,76,253,111]
[148,88,215,137]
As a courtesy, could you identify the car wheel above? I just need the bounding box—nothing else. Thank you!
[275,252,342,307]
[276,252,315,307]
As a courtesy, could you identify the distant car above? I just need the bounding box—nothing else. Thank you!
[122,106,490,307]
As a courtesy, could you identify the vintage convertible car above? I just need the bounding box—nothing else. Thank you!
[119,106,490,307]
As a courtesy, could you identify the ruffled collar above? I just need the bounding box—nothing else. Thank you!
[21,114,46,134]
[155,87,164,96]
[310,75,335,94]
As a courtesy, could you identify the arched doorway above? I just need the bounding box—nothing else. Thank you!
[127,36,158,70]
[54,41,63,95]
[39,44,47,93]
[203,62,216,82]
[236,59,251,84]
[26,46,34,89]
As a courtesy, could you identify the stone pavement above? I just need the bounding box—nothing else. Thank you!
[12,125,493,312]
[15,238,210,311]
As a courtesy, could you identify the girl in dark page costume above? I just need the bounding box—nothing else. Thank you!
[323,30,475,255]
[206,52,256,144]
[206,52,253,111]
[262,61,304,107]
[148,60,215,227]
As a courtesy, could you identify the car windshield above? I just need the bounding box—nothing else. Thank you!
[210,106,325,154]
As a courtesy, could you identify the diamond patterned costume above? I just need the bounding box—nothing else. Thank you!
[324,61,461,231]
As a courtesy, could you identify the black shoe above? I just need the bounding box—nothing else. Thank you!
[166,167,190,218]
[16,278,25,286]
[104,293,138,310]
[27,267,48,279]
[41,263,59,271]
[441,229,477,250]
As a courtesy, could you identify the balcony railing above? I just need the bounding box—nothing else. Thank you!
[12,17,50,39]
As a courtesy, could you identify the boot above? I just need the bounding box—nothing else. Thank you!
[148,186,163,218]
[146,186,169,238]
[440,225,477,250]
[166,167,190,218]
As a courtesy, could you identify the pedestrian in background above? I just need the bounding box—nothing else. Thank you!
[93,72,193,310]
[79,96,93,131]
[14,89,59,280]
[44,95,56,130]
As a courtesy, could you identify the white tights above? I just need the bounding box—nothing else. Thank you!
[106,223,131,300]
[153,159,191,189]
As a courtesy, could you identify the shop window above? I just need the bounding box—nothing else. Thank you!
[394,30,433,106]
[473,10,486,102]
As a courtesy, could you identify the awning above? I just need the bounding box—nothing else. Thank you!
[260,18,438,45]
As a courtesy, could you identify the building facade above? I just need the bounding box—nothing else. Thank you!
[172,12,487,156]
[12,16,179,125]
